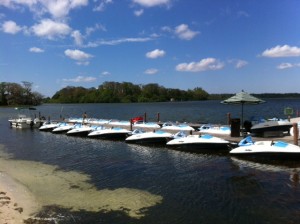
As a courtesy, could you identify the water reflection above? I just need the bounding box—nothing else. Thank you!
[231,157,300,190]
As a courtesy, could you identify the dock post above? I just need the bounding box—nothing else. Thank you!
[130,119,133,131]
[293,123,299,145]
[227,113,231,125]
[144,112,147,122]
[157,112,160,123]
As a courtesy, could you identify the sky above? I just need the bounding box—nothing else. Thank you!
[1,0,300,97]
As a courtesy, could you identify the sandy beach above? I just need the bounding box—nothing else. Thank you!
[0,172,40,224]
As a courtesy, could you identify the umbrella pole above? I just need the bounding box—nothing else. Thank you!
[241,103,244,132]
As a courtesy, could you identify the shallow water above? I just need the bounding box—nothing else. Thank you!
[1,100,300,223]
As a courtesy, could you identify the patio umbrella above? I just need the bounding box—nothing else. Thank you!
[221,90,265,129]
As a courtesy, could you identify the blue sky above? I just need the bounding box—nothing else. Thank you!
[1,0,300,97]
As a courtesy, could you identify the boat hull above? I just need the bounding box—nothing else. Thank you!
[125,137,170,145]
[167,143,230,152]
[88,132,129,139]
[231,152,300,160]
[66,130,91,137]
[251,121,292,136]
[10,121,42,129]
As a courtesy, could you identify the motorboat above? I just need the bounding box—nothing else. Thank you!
[230,136,300,159]
[108,119,131,126]
[68,117,83,123]
[52,122,75,134]
[66,123,94,136]
[251,119,292,136]
[88,126,131,139]
[125,129,174,144]
[166,134,230,151]
[9,107,43,128]
[198,124,231,135]
[89,119,110,125]
[9,115,42,129]
[161,122,195,131]
[133,121,161,129]
[39,121,59,131]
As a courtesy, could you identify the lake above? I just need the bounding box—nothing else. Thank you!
[1,99,300,223]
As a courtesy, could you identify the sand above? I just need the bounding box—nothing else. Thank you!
[0,172,40,223]
[0,147,162,223]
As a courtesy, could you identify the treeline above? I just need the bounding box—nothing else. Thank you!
[49,82,210,103]
[209,93,300,100]
[0,82,44,106]
[3,81,300,106]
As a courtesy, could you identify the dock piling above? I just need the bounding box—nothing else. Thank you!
[293,123,299,145]
[227,113,231,125]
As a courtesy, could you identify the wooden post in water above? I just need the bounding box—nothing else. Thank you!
[227,113,231,125]
[293,123,299,145]
[130,119,133,131]
[144,112,147,122]
[157,112,160,123]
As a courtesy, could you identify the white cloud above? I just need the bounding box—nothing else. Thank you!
[134,9,144,16]
[1,20,22,34]
[1,0,88,19]
[29,47,44,53]
[228,59,248,68]
[161,26,172,32]
[175,24,199,40]
[63,76,97,83]
[277,62,300,69]
[144,68,158,74]
[71,30,84,46]
[31,19,72,40]
[93,0,113,12]
[235,60,248,68]
[86,23,106,36]
[101,71,111,76]
[64,49,93,62]
[176,58,224,72]
[261,45,300,58]
[132,0,170,7]
[86,37,153,47]
[146,49,165,59]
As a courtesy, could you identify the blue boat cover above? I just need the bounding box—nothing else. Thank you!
[273,141,288,148]
[201,134,213,139]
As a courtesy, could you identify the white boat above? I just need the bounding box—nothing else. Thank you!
[166,134,230,151]
[52,122,74,133]
[198,124,231,135]
[133,121,161,129]
[161,122,195,131]
[88,126,131,139]
[251,120,292,136]
[39,121,59,131]
[68,117,83,123]
[125,129,174,144]
[9,115,42,129]
[230,136,300,159]
[108,119,131,126]
[9,107,43,128]
[66,123,94,136]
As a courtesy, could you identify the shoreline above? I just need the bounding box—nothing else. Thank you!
[0,171,40,223]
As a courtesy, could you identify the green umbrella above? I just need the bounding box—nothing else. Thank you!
[221,90,265,129]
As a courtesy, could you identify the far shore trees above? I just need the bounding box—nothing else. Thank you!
[0,81,44,106]
[50,81,209,103]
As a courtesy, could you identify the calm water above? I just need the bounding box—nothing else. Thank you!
[1,99,300,223]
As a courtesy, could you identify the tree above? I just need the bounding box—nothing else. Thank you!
[49,82,211,103]
[0,82,44,106]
